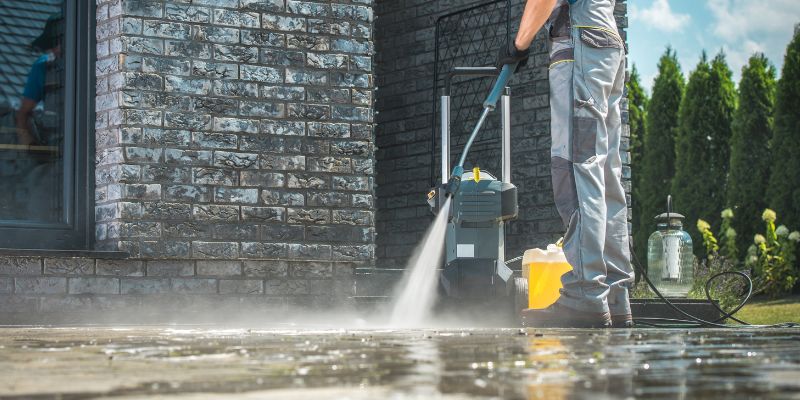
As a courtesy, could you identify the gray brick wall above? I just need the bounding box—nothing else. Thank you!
[374,0,630,268]
[0,255,353,322]
[93,0,376,267]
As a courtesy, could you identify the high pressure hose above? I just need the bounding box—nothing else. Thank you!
[445,64,517,198]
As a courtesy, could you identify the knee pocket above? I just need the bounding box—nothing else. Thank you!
[572,116,597,163]
[551,157,579,228]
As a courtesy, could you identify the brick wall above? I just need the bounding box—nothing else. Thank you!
[374,0,630,269]
[93,1,375,262]
[0,254,345,321]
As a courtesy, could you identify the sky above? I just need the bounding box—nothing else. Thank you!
[628,0,800,93]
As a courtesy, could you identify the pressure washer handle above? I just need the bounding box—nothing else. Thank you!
[482,64,516,109]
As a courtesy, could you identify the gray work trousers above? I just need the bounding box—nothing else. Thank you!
[548,0,634,316]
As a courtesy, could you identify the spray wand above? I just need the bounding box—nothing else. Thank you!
[444,63,518,198]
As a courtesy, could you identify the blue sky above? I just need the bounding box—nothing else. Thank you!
[628,0,800,93]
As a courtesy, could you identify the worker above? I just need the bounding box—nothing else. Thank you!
[498,0,634,328]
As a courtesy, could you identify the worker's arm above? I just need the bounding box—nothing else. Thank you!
[498,0,558,68]
[16,99,38,146]
[515,0,557,50]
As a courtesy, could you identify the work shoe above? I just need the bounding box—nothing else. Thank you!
[611,314,634,328]
[521,302,612,328]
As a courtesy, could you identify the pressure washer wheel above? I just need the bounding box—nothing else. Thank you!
[512,276,528,320]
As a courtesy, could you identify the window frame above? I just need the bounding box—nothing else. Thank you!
[0,0,95,250]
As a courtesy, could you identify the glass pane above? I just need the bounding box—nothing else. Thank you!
[0,1,66,224]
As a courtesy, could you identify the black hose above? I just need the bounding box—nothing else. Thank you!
[628,239,799,329]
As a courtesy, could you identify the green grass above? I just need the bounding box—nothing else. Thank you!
[732,295,800,325]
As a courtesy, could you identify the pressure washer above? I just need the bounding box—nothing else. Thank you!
[428,64,799,329]
[427,64,524,317]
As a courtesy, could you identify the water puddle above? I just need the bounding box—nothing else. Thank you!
[1,327,799,399]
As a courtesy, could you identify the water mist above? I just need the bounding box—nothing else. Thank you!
[388,198,451,327]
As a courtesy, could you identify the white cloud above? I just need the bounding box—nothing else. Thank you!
[707,0,800,42]
[706,0,800,80]
[630,0,691,33]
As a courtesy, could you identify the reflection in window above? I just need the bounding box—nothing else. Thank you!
[0,1,65,224]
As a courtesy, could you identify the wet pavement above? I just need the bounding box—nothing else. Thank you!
[1,326,799,399]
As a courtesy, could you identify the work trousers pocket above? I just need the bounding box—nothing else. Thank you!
[574,27,623,113]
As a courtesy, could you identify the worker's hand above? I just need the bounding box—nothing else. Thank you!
[497,39,529,71]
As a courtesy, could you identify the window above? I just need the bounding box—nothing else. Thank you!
[0,0,93,249]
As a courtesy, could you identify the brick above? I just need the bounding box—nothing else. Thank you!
[146,260,195,277]
[261,191,305,206]
[287,1,330,17]
[15,277,67,294]
[171,278,217,294]
[164,4,211,23]
[241,30,285,47]
[0,277,12,294]
[263,14,306,32]
[196,261,242,277]
[219,279,262,294]
[213,44,258,63]
[214,187,259,204]
[44,258,94,275]
[264,279,308,295]
[96,260,145,277]
[243,260,288,278]
[240,171,285,188]
[241,207,284,222]
[68,277,120,295]
[193,167,237,185]
[192,61,238,79]
[164,75,211,95]
[0,257,42,275]
[288,243,332,260]
[214,224,259,240]
[260,49,304,67]
[193,205,240,222]
[241,0,285,12]
[289,261,333,278]
[143,21,190,39]
[123,1,162,18]
[165,40,210,59]
[262,85,304,100]
[240,101,285,118]
[192,242,239,259]
[241,242,288,258]
[121,278,170,294]
[259,154,305,171]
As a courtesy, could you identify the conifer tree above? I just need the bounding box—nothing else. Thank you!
[672,52,736,252]
[635,49,683,257]
[727,54,776,251]
[628,65,648,255]
[767,27,800,230]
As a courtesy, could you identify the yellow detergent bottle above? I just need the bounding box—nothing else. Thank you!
[521,241,572,309]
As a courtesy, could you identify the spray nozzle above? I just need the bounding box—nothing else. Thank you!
[444,165,464,198]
